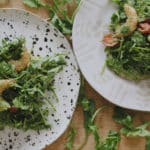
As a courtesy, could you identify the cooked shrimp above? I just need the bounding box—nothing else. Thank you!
[9,50,30,72]
[138,23,150,34]
[0,79,16,95]
[103,33,118,47]
[116,4,138,37]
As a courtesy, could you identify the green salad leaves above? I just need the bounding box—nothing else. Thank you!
[0,38,25,61]
[113,107,150,137]
[0,38,66,130]
[112,0,150,22]
[23,0,81,35]
[105,0,150,80]
[105,31,150,80]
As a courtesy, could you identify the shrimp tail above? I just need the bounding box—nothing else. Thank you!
[9,50,30,72]
[116,4,138,37]
[0,79,16,95]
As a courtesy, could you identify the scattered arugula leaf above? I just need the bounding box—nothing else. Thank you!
[23,0,81,35]
[113,107,133,129]
[66,127,76,150]
[121,122,150,137]
[146,137,150,150]
[23,0,46,8]
[98,131,120,150]
[77,77,109,150]
[113,107,150,137]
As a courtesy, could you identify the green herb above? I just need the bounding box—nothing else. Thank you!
[146,137,150,150]
[0,61,17,79]
[113,107,150,137]
[76,77,109,150]
[107,0,150,80]
[23,0,81,35]
[65,127,76,150]
[98,131,120,150]
[23,0,45,8]
[148,35,150,42]
[111,0,150,21]
[120,26,130,34]
[0,38,25,61]
[0,38,66,130]
[76,78,120,150]
[113,107,133,128]
[105,31,150,80]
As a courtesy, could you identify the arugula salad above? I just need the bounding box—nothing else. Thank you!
[0,37,66,130]
[103,0,150,80]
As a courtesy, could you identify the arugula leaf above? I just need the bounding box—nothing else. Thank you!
[89,124,100,150]
[113,107,133,129]
[98,131,120,150]
[0,108,50,130]
[0,37,25,61]
[23,0,45,8]
[77,77,109,150]
[23,0,81,35]
[0,98,10,112]
[65,127,76,150]
[120,122,150,137]
[51,13,72,34]
[146,137,150,150]
[113,107,150,137]
[0,61,17,79]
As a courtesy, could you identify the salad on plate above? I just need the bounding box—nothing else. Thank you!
[0,37,66,131]
[103,0,150,81]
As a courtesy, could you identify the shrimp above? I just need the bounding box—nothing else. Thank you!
[0,79,16,95]
[102,33,118,47]
[138,23,150,34]
[138,18,150,34]
[9,50,30,72]
[116,4,138,37]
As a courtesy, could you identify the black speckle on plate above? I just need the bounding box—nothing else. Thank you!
[67,82,71,86]
[44,37,48,42]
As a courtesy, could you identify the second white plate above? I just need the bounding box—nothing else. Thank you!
[73,0,150,111]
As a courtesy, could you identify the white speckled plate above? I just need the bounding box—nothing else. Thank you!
[73,0,150,111]
[0,9,80,150]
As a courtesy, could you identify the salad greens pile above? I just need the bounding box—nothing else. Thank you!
[105,0,150,80]
[0,38,66,130]
[111,0,150,25]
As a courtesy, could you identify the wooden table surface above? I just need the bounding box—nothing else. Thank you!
[1,1,150,150]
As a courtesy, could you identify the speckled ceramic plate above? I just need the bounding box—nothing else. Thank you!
[0,9,80,150]
[73,0,150,111]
